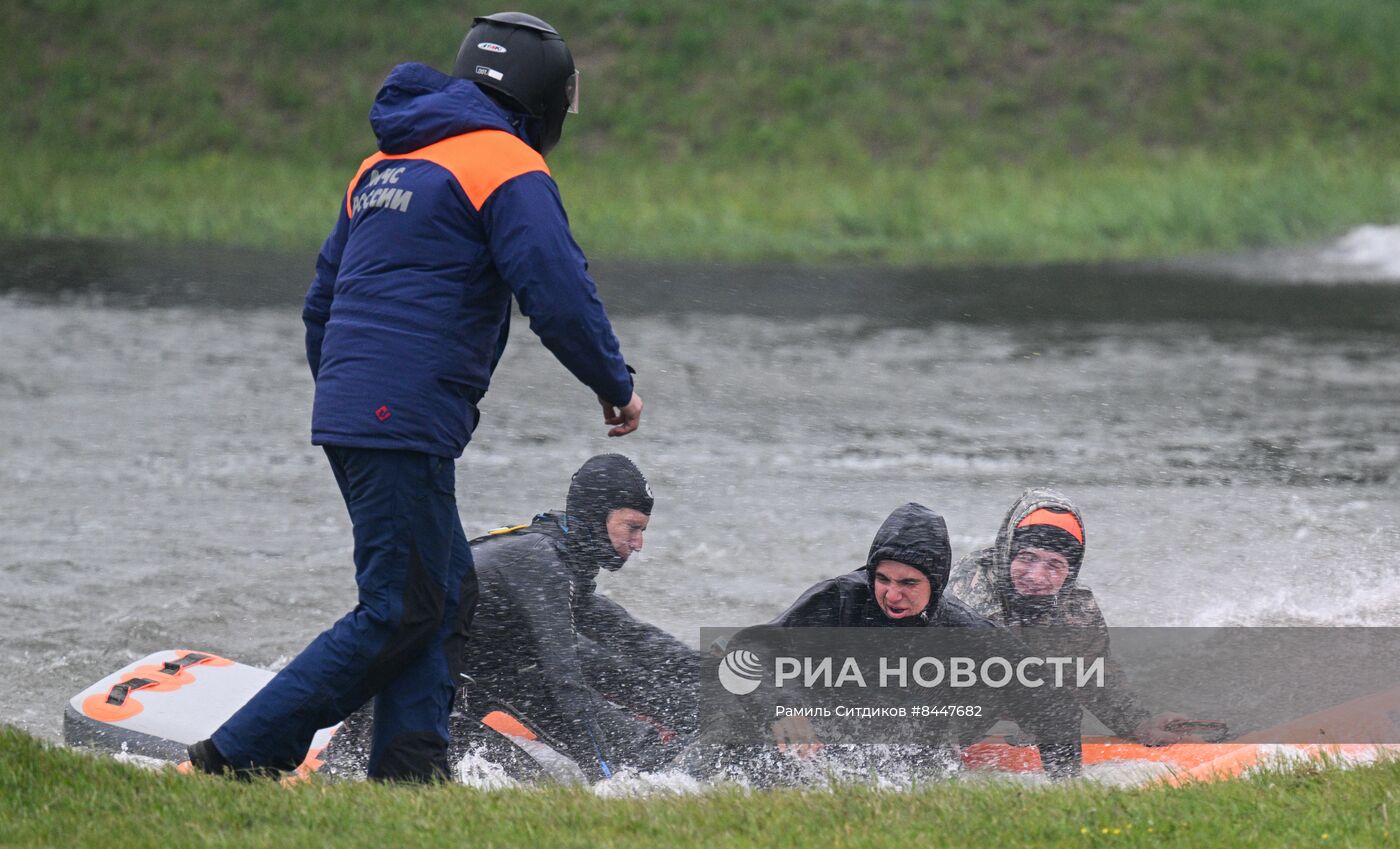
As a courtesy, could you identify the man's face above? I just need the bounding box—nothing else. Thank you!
[605,508,648,561]
[1009,547,1071,596]
[872,560,931,619]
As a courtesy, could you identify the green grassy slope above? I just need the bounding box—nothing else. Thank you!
[3,0,1398,262]
[2,728,1396,849]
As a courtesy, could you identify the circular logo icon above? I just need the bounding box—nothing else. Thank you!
[718,649,764,696]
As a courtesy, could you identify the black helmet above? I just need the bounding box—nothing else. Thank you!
[452,12,578,155]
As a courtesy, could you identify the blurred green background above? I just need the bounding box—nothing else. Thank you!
[4,0,1398,263]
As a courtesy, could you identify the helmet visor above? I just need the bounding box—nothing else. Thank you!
[565,70,580,114]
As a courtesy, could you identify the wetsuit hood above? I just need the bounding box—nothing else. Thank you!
[992,488,1086,623]
[369,62,534,154]
[564,454,653,574]
[861,502,953,623]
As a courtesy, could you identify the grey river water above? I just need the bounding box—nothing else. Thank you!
[2,238,1398,742]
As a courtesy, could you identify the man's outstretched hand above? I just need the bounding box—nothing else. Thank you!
[1133,712,1191,747]
[601,392,643,437]
[771,715,823,760]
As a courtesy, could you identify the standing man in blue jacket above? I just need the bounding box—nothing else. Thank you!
[189,12,643,782]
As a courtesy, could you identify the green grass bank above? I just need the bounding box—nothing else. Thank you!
[2,728,1397,849]
[5,0,1399,263]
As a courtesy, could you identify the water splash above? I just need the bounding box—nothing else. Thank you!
[454,748,526,791]
[1188,578,1400,627]
[1322,225,1400,279]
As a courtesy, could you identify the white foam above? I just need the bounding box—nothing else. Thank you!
[1187,572,1400,627]
[453,748,525,791]
[1321,225,1400,278]
[112,752,174,771]
[591,768,709,798]
[1177,222,1400,283]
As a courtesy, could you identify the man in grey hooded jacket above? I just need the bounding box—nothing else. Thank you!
[947,488,1193,745]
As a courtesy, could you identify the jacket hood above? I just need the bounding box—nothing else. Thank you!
[861,502,953,619]
[992,488,1086,620]
[370,62,528,154]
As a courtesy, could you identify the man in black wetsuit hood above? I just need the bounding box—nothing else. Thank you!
[323,454,695,782]
[457,454,696,780]
[773,502,988,628]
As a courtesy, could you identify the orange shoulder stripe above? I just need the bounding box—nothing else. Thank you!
[344,130,549,217]
[1016,508,1084,543]
[424,130,550,210]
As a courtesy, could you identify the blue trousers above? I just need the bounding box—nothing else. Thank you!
[213,446,477,780]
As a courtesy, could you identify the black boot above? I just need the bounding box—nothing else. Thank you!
[188,738,234,775]
[187,738,278,781]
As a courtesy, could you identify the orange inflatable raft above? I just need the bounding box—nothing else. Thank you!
[961,685,1400,783]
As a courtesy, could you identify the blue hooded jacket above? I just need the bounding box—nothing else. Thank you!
[303,63,634,458]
